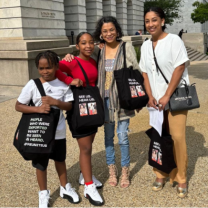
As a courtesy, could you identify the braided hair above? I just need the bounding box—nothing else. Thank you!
[35,50,59,68]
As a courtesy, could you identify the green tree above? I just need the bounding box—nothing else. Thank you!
[144,0,184,26]
[191,0,208,24]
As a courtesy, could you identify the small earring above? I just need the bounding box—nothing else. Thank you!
[100,35,103,40]
[161,23,164,26]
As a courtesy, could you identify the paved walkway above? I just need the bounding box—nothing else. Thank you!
[0,61,208,207]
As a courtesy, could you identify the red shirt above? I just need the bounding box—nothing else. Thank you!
[56,57,98,87]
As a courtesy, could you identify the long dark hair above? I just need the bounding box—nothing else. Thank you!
[144,7,166,31]
[93,16,124,42]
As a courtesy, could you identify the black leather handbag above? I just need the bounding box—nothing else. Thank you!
[152,43,200,111]
[146,127,177,174]
[14,79,60,161]
[66,58,104,131]
[114,42,149,110]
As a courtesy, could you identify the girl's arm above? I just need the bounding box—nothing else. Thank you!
[15,101,50,114]
[56,61,83,87]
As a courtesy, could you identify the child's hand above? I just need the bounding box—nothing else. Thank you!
[70,78,83,87]
[42,96,58,106]
[38,103,50,114]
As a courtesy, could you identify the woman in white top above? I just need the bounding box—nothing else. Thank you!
[139,7,190,198]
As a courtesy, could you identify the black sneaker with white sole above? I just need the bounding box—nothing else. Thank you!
[84,183,104,206]
[60,183,80,204]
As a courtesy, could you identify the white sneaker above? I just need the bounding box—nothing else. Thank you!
[60,183,80,204]
[39,190,50,208]
[79,172,103,188]
[84,183,104,206]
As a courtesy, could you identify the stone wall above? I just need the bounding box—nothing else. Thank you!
[166,0,202,34]
[0,0,66,39]
[182,33,207,54]
[64,0,144,37]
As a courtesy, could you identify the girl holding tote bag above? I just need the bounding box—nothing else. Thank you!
[56,32,104,206]
[139,7,190,198]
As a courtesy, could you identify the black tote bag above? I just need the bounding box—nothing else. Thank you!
[114,42,149,110]
[66,58,104,131]
[13,79,60,161]
[146,127,177,174]
[152,43,200,112]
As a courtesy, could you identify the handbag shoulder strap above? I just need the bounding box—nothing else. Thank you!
[152,42,169,84]
[75,58,90,86]
[97,49,101,69]
[33,78,46,96]
[122,42,127,68]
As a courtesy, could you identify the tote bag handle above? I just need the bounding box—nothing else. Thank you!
[28,79,46,106]
[33,78,47,96]
[75,58,90,87]
[122,42,127,69]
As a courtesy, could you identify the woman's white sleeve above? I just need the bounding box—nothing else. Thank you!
[172,36,190,69]
[139,44,147,73]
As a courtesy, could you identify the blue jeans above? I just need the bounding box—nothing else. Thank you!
[104,98,130,167]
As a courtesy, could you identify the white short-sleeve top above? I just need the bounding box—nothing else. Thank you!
[18,79,74,140]
[139,33,190,102]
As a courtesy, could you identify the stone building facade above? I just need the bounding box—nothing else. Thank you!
[167,0,208,34]
[0,0,144,86]
[0,0,144,40]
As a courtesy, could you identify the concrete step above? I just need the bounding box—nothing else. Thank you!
[189,51,201,59]
[190,52,205,61]
[196,54,208,61]
[187,50,198,57]
[186,47,208,62]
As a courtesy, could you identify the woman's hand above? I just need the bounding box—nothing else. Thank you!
[98,43,104,49]
[70,78,83,87]
[147,96,158,110]
[62,54,74,62]
[158,94,170,111]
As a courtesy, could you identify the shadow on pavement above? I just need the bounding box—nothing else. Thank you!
[49,130,149,206]
[186,126,208,183]
[49,126,208,206]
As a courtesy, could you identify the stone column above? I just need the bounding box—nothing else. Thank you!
[127,0,144,35]
[103,0,116,17]
[0,0,71,86]
[116,0,128,35]
[64,0,87,38]
[86,0,103,34]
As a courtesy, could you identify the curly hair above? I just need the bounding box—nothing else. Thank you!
[35,50,59,68]
[93,16,124,42]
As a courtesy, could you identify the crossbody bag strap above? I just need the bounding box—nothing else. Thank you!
[33,78,47,96]
[75,58,90,86]
[122,42,127,68]
[152,42,169,84]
